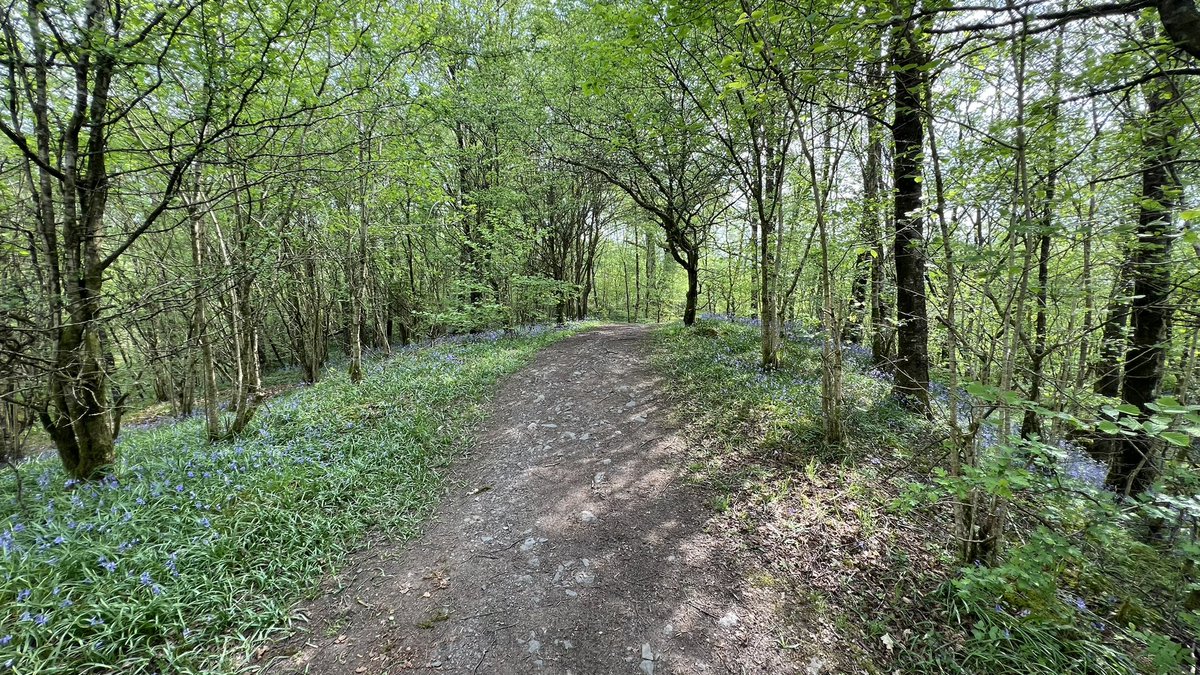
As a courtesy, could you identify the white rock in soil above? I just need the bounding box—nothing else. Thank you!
[640,643,656,675]
[580,510,597,524]
[718,611,739,628]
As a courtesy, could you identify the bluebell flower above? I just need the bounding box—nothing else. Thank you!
[0,635,9,646]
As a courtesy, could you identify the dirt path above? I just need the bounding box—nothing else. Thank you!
[258,325,793,674]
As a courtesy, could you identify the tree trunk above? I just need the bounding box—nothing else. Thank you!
[1109,76,1182,496]
[1020,39,1062,441]
[890,18,931,410]
[349,127,369,384]
[683,258,699,326]
[185,189,222,442]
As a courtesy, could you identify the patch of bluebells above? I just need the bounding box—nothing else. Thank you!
[0,402,335,657]
[701,314,892,382]
[687,315,902,424]
[1059,441,1108,490]
[0,326,576,672]
[431,322,570,348]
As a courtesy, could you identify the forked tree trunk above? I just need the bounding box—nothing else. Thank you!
[185,190,222,442]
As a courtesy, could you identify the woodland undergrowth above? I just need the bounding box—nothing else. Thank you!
[654,317,1196,675]
[0,324,587,674]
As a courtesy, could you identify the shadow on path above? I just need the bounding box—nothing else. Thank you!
[257,325,792,674]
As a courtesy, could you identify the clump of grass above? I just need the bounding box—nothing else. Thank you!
[0,323,590,674]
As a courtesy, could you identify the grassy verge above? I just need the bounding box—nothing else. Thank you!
[0,323,593,674]
[653,318,937,672]
[653,318,1197,674]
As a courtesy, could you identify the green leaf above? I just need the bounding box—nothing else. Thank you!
[1152,396,1187,414]
[1161,432,1191,447]
[965,382,995,401]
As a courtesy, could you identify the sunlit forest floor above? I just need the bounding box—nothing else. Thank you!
[654,317,1194,674]
[255,324,795,674]
[2,320,1193,673]
[0,325,588,673]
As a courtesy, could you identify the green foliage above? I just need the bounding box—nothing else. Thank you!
[0,326,586,673]
[658,318,1200,673]
[903,394,1200,673]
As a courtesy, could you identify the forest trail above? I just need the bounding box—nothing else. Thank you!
[258,325,794,674]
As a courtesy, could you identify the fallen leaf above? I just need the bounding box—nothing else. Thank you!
[881,633,895,652]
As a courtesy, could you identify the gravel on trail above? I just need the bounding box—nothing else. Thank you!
[256,325,793,675]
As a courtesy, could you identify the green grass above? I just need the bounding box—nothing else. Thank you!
[653,317,1198,674]
[653,318,931,672]
[0,323,593,674]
